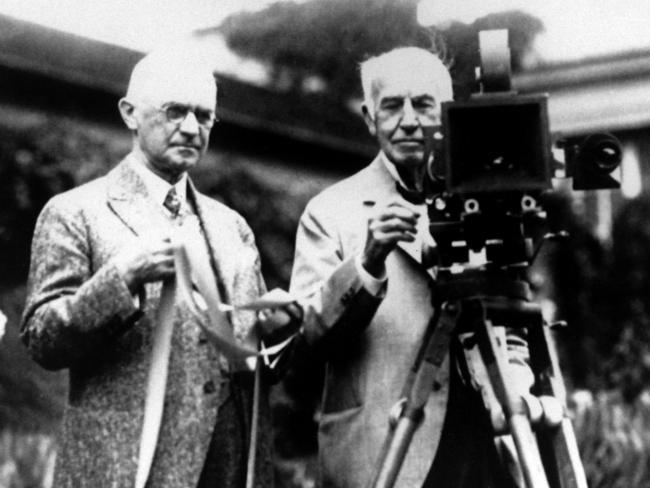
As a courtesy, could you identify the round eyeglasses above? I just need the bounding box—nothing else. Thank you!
[159,103,217,128]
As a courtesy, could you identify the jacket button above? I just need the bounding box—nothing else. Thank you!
[203,380,216,394]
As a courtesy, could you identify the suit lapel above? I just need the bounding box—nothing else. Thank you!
[106,161,237,307]
[106,158,169,239]
[186,180,236,306]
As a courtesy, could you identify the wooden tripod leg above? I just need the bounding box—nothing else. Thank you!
[368,302,459,488]
[529,322,588,488]
[473,312,551,488]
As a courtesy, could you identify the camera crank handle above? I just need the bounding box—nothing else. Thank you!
[531,231,570,264]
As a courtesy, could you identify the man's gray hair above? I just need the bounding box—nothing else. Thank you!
[360,47,453,113]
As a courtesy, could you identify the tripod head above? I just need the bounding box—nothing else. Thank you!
[426,30,621,273]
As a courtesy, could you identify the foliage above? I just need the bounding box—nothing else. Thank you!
[219,0,544,101]
[572,390,650,487]
[0,119,127,285]
[538,190,650,407]
[0,286,66,433]
[200,164,315,290]
[0,431,55,488]
[221,0,432,101]
[537,193,610,390]
[599,195,650,401]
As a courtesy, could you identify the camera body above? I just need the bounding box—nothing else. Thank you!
[441,93,552,196]
[428,30,621,269]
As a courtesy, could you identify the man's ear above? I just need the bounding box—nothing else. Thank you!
[362,104,377,137]
[118,98,138,130]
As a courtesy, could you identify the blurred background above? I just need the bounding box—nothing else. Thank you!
[1,0,650,486]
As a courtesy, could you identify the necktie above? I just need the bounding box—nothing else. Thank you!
[163,187,182,218]
[396,181,427,205]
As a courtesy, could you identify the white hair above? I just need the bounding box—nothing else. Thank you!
[360,47,453,113]
[125,44,217,105]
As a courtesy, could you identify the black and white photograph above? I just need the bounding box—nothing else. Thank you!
[0,1,648,487]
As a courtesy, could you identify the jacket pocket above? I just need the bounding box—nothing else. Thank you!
[318,405,365,488]
[321,352,365,413]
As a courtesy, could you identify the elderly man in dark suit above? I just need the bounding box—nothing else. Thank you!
[290,47,530,488]
[21,48,294,487]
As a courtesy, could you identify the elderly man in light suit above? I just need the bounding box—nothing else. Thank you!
[290,47,529,488]
[21,49,293,487]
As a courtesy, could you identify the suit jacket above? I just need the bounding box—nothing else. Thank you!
[290,155,529,488]
[21,158,272,488]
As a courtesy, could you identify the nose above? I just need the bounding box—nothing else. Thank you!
[179,111,200,136]
[400,99,419,130]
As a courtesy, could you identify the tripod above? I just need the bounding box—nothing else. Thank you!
[368,265,588,488]
[365,25,618,488]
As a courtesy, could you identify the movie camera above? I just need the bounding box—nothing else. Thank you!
[427,29,622,268]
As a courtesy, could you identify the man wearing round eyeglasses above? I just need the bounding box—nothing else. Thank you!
[21,48,296,487]
[118,54,218,184]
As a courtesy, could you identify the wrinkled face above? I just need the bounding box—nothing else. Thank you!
[364,70,444,171]
[129,73,216,180]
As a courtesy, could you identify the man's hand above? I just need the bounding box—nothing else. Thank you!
[256,291,303,347]
[362,199,419,277]
[113,237,177,294]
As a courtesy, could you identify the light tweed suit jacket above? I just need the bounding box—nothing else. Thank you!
[290,155,529,488]
[290,156,450,488]
[21,158,272,487]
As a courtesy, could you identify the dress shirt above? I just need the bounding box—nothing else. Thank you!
[121,155,190,307]
[127,155,189,218]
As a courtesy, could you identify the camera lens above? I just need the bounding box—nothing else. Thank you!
[594,142,621,172]
[582,134,622,173]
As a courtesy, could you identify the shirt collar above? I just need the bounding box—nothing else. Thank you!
[126,153,188,209]
[378,151,429,207]
[379,151,407,188]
